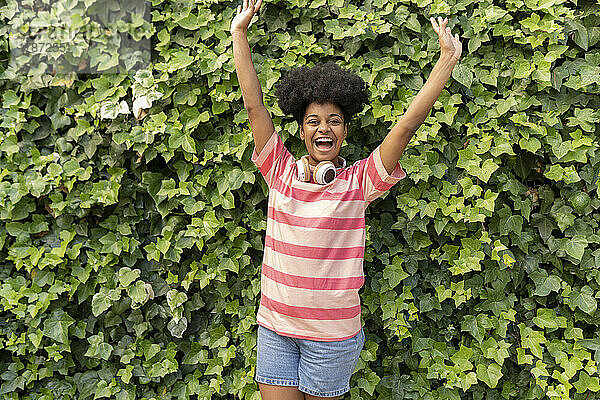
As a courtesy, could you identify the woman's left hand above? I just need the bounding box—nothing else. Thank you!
[430,16,462,62]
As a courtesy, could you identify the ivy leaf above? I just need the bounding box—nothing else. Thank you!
[476,363,503,388]
[209,325,229,348]
[204,358,224,376]
[503,215,523,235]
[461,315,485,343]
[532,308,566,330]
[118,267,140,287]
[567,19,589,51]
[459,177,482,198]
[166,289,188,312]
[127,281,148,304]
[0,134,19,155]
[567,286,597,315]
[519,324,546,359]
[475,158,500,183]
[531,214,555,241]
[530,360,550,379]
[461,371,478,391]
[457,146,481,171]
[202,211,223,237]
[530,270,561,297]
[117,365,134,384]
[562,235,588,261]
[180,107,202,134]
[91,292,111,317]
[168,49,195,71]
[168,316,188,338]
[560,356,582,379]
[519,137,541,153]
[226,168,255,191]
[545,164,565,181]
[42,310,75,344]
[451,345,474,371]
[84,332,114,360]
[357,370,381,396]
[99,100,129,120]
[574,371,600,393]
[452,64,473,88]
[6,222,28,238]
[140,341,161,361]
[142,172,166,206]
[563,165,581,184]
[177,14,198,30]
[517,348,534,365]
[383,257,408,289]
[475,190,498,213]
[514,57,533,79]
[183,343,209,365]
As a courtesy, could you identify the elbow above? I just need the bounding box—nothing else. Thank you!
[245,102,264,115]
[393,119,418,139]
[245,103,267,118]
[396,117,419,134]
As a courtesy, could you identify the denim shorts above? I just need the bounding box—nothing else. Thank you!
[255,325,365,397]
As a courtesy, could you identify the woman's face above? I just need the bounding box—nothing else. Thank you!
[300,102,347,167]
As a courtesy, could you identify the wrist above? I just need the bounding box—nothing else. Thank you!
[439,52,459,64]
[231,29,248,38]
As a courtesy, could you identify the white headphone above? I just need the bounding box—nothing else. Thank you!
[295,155,347,185]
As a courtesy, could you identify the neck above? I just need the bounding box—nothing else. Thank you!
[308,156,344,168]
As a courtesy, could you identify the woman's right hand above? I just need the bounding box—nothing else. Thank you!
[230,0,263,35]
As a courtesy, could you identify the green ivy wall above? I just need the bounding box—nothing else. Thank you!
[1,0,600,398]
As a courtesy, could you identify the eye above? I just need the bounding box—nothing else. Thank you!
[330,119,341,125]
[307,120,318,125]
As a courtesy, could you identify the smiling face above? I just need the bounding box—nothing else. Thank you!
[300,102,348,167]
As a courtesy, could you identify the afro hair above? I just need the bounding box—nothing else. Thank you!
[274,62,369,126]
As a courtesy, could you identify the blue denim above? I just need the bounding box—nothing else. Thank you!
[255,325,365,397]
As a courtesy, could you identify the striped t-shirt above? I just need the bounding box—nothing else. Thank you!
[251,131,406,341]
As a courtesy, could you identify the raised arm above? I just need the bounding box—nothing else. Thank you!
[379,16,463,174]
[231,0,275,155]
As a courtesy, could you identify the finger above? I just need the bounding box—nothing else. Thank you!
[237,4,241,14]
[430,17,438,33]
[243,0,248,11]
[439,16,448,31]
[255,0,263,11]
[433,16,442,34]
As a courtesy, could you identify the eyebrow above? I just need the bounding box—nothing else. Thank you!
[305,113,343,120]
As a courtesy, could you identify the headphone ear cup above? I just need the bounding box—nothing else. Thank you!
[296,157,310,182]
[314,161,336,184]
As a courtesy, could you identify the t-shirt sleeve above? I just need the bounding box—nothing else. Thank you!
[358,145,407,203]
[251,131,295,188]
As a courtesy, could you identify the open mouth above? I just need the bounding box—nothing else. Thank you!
[314,137,334,151]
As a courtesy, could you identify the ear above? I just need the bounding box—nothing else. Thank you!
[300,125,305,140]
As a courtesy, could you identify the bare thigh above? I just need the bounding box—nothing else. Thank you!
[258,383,304,400]
[258,383,340,400]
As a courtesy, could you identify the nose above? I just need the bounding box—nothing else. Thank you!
[318,121,329,132]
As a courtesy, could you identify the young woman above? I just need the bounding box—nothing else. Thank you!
[231,1,462,399]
